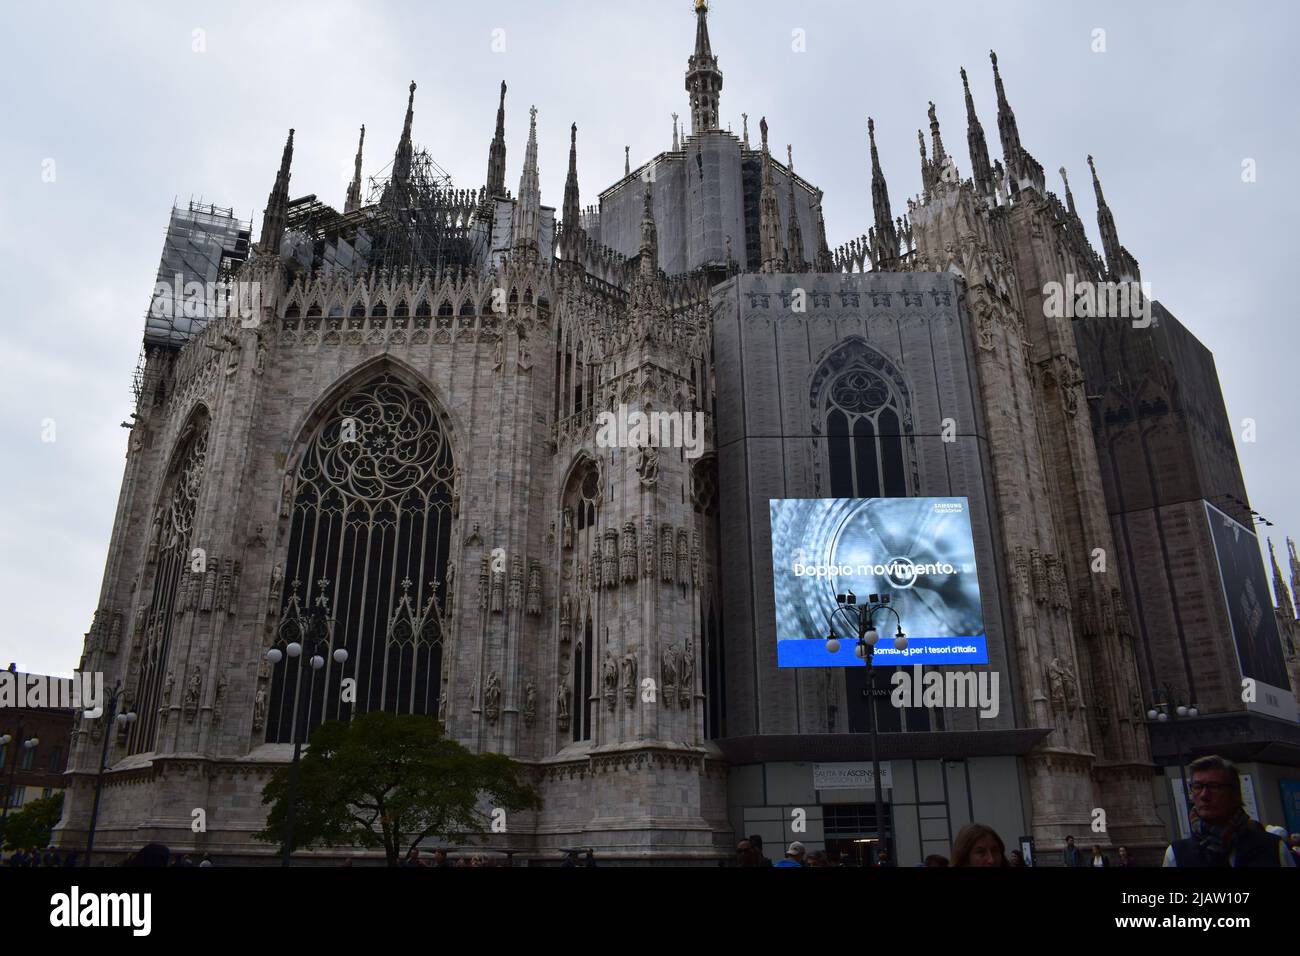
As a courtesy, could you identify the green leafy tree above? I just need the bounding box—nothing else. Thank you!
[256,712,541,866]
[2,792,65,851]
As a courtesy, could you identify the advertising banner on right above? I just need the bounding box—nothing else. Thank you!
[1203,501,1298,722]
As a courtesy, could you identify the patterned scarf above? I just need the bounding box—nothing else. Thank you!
[1189,805,1255,865]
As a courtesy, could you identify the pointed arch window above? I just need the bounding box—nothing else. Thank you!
[127,414,209,755]
[265,373,455,744]
[561,458,601,742]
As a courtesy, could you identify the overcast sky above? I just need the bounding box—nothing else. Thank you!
[2,0,1297,677]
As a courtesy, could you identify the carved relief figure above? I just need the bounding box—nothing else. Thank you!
[621,650,638,705]
[661,642,679,707]
[603,654,619,710]
[557,682,571,731]
[184,667,202,722]
[484,671,501,724]
[252,686,267,731]
[523,680,537,727]
[636,446,660,486]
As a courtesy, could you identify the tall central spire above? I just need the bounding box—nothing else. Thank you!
[867,118,898,268]
[486,81,508,197]
[344,125,365,214]
[685,0,723,135]
[393,81,416,189]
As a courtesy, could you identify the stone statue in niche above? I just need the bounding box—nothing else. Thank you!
[661,642,679,707]
[602,655,619,711]
[636,446,659,486]
[556,682,571,731]
[621,649,638,706]
[252,686,267,731]
[484,671,501,724]
[523,681,537,727]
[184,667,202,722]
[562,508,573,549]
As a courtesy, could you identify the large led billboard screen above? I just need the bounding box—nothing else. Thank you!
[769,497,988,667]
[1203,501,1298,722]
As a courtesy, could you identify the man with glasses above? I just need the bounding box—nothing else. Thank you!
[1163,755,1295,867]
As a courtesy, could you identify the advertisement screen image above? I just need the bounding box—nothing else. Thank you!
[769,497,987,667]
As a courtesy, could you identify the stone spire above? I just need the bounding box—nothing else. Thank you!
[258,128,294,256]
[961,66,994,200]
[344,125,365,214]
[486,80,508,197]
[638,170,659,279]
[1088,154,1124,280]
[785,145,807,272]
[757,118,783,273]
[562,122,582,257]
[512,105,542,256]
[672,113,680,151]
[1271,539,1297,621]
[989,51,1022,180]
[868,117,898,268]
[685,0,723,134]
[989,51,1043,192]
[812,188,833,272]
[928,101,949,179]
[392,81,417,190]
[1289,538,1300,613]
[1059,166,1078,218]
[625,146,630,177]
[742,113,749,149]
[917,128,931,195]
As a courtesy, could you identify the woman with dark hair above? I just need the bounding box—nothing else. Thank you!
[951,824,1010,867]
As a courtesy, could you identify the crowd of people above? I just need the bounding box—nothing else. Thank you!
[3,847,78,867]
[740,756,1300,868]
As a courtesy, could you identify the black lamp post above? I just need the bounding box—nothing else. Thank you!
[0,720,39,820]
[825,590,906,865]
[83,682,137,866]
[1147,684,1200,837]
[266,581,346,867]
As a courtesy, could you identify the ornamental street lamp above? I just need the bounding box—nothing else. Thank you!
[0,722,39,820]
[84,682,137,866]
[825,590,906,863]
[266,580,347,867]
[1147,683,1201,836]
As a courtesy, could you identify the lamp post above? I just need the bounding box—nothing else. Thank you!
[1,721,39,820]
[84,682,137,866]
[825,590,906,865]
[266,582,346,867]
[1147,684,1200,838]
